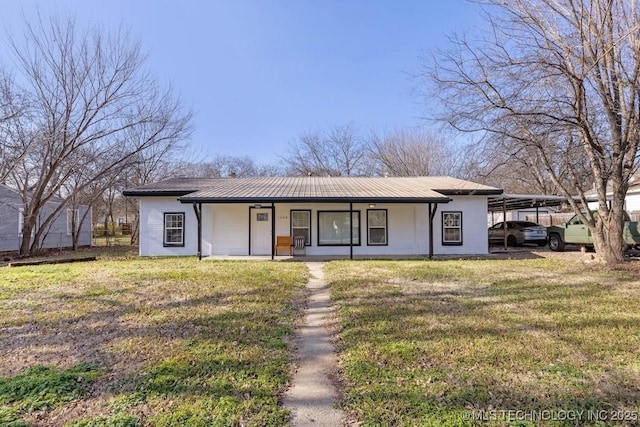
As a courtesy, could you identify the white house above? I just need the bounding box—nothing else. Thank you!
[123,176,503,259]
[586,174,640,216]
[0,184,92,253]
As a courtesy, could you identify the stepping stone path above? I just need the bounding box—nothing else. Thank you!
[284,262,346,426]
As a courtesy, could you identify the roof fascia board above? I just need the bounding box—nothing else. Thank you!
[122,190,198,197]
[177,196,452,204]
[436,189,503,196]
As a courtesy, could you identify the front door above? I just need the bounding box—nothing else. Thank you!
[250,209,271,255]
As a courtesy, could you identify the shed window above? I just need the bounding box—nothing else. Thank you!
[442,211,462,245]
[164,212,185,247]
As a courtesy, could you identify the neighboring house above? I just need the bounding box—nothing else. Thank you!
[0,184,92,253]
[586,175,640,214]
[123,176,502,258]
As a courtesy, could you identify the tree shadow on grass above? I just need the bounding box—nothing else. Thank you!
[0,283,301,425]
[331,268,640,426]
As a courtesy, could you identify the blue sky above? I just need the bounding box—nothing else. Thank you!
[1,1,483,164]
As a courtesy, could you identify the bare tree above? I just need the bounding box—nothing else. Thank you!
[428,0,640,264]
[0,74,31,182]
[5,15,192,255]
[173,155,283,178]
[367,128,461,177]
[463,132,593,194]
[123,153,179,246]
[281,123,367,176]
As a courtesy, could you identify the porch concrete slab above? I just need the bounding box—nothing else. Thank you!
[204,254,433,262]
[204,255,294,261]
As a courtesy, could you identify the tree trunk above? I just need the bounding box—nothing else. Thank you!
[104,212,111,246]
[591,226,625,264]
[130,217,139,245]
[19,219,33,256]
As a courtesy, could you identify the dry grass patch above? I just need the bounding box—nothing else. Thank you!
[327,259,640,426]
[0,253,308,426]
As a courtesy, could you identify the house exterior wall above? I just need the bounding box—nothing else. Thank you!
[137,195,491,256]
[38,204,93,250]
[586,190,640,214]
[138,197,200,256]
[0,185,23,252]
[0,185,92,252]
[435,196,490,255]
[207,204,248,255]
[624,193,640,212]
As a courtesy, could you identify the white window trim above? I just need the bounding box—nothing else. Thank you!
[367,209,388,246]
[291,210,311,246]
[442,211,463,245]
[163,212,185,247]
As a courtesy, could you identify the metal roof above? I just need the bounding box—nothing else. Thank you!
[123,176,502,203]
[487,194,577,212]
[122,177,222,197]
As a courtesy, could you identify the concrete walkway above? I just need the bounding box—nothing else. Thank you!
[284,262,345,426]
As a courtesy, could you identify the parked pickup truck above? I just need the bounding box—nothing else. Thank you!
[547,212,640,251]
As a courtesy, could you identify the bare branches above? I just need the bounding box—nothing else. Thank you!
[367,128,461,177]
[2,15,192,255]
[428,0,640,263]
[280,123,367,176]
[280,124,462,178]
[0,73,32,182]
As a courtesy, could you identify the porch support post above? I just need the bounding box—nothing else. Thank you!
[349,201,353,260]
[502,198,507,250]
[428,203,438,260]
[193,203,202,261]
[270,204,275,261]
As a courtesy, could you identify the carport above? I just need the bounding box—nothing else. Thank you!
[487,194,575,249]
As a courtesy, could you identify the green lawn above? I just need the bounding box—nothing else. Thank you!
[326,259,640,427]
[5,253,640,426]
[0,253,308,426]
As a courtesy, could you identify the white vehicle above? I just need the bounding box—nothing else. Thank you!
[488,221,548,246]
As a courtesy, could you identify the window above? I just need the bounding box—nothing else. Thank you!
[291,210,311,246]
[442,211,462,245]
[367,209,387,245]
[66,209,79,235]
[256,212,269,221]
[164,212,185,247]
[318,211,360,246]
